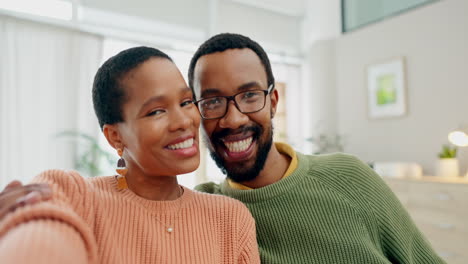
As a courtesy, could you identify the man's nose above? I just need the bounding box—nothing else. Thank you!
[218,101,249,129]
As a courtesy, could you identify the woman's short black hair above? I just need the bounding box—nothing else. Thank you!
[188,33,274,99]
[92,46,172,129]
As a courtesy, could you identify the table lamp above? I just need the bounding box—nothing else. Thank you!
[448,129,468,177]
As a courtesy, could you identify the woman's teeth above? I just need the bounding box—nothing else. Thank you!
[168,138,194,150]
[224,137,253,152]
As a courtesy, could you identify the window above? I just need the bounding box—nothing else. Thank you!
[0,0,73,21]
[341,0,438,32]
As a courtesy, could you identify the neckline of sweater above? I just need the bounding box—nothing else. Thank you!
[103,176,194,214]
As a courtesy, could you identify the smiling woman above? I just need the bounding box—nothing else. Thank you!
[0,46,260,264]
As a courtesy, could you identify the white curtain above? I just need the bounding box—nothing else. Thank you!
[0,15,103,187]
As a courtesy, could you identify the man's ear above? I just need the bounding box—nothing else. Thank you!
[269,88,279,119]
[103,124,124,150]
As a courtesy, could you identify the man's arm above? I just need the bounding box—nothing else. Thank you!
[336,154,445,263]
[194,181,223,194]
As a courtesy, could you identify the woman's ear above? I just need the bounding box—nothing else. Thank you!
[103,124,123,150]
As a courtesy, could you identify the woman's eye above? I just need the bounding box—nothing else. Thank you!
[147,109,165,116]
[181,100,194,107]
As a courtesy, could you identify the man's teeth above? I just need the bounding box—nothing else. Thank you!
[168,138,194,150]
[224,137,253,152]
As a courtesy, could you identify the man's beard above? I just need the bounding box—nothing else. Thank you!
[205,123,273,183]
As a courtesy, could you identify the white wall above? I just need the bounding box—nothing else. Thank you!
[215,1,302,56]
[0,15,103,187]
[334,0,468,175]
[301,0,341,51]
[306,39,338,141]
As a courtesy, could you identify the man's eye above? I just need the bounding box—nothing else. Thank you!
[243,91,260,99]
[203,98,222,107]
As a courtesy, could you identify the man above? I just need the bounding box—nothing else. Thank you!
[1,33,444,263]
[188,33,443,263]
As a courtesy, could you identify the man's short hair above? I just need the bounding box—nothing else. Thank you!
[188,33,275,98]
[92,46,172,129]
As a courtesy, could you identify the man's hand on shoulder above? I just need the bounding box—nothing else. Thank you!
[194,181,222,194]
[0,180,52,219]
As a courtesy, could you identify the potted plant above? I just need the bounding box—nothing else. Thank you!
[306,133,344,155]
[56,131,116,177]
[435,145,459,177]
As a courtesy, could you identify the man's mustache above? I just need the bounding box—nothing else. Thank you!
[211,125,262,143]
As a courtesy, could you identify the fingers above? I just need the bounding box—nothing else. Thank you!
[1,183,52,200]
[4,180,22,190]
[0,183,53,219]
[26,184,53,199]
[15,191,43,207]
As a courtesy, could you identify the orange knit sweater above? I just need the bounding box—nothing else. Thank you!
[0,170,260,264]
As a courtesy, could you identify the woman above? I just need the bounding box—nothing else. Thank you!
[0,47,260,263]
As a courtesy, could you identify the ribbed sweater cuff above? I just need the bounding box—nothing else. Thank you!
[0,203,98,263]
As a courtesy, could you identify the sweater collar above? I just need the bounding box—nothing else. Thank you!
[110,176,194,214]
[220,152,310,203]
[227,142,298,190]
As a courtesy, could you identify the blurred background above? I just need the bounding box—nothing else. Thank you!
[1,0,467,186]
[1,0,468,262]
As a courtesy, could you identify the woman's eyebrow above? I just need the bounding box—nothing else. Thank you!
[180,87,193,95]
[140,95,166,111]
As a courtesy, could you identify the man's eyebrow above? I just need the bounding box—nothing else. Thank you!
[200,88,221,98]
[237,81,262,91]
[200,82,263,98]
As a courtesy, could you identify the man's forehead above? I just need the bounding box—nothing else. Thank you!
[198,48,260,66]
[193,49,266,92]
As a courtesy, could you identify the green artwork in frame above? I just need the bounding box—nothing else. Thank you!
[376,74,397,105]
[367,57,406,119]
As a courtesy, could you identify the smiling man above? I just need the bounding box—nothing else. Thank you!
[190,46,287,189]
[189,33,444,264]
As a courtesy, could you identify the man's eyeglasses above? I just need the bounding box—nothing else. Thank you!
[195,84,274,120]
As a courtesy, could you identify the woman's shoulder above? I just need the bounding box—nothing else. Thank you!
[33,169,113,185]
[31,170,115,197]
[31,169,88,190]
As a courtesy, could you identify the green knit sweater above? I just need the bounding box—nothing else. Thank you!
[196,152,445,264]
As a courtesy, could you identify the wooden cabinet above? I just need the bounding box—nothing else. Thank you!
[384,177,468,264]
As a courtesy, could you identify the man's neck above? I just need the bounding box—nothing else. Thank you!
[240,144,291,189]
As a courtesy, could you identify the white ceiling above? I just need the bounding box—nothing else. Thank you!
[228,0,308,16]
[78,0,310,55]
[0,0,339,56]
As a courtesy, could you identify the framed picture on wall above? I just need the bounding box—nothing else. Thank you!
[367,57,407,119]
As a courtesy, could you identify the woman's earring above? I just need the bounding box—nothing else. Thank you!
[116,148,128,189]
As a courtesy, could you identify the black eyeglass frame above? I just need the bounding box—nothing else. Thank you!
[195,84,275,120]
